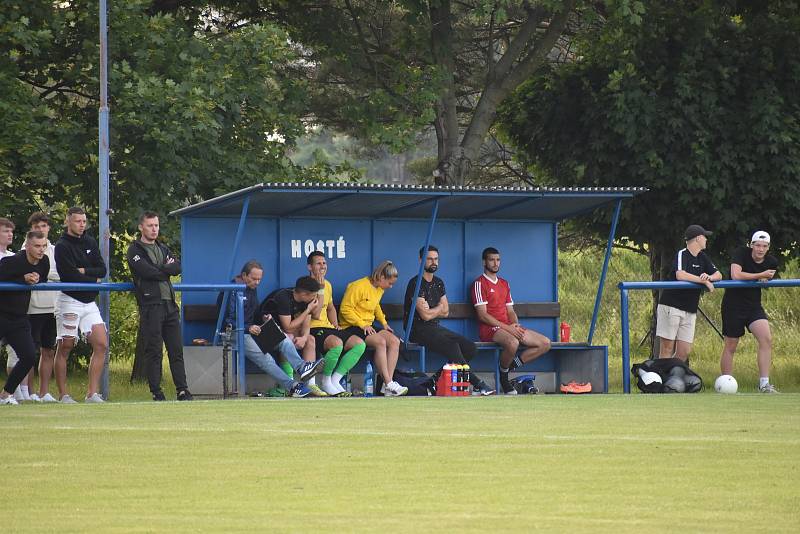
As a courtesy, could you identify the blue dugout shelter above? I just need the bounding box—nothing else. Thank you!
[171,182,645,394]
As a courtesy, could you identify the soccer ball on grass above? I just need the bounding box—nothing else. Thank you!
[714,375,738,394]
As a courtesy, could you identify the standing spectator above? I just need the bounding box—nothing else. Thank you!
[0,218,13,259]
[5,213,61,402]
[127,211,192,401]
[719,231,780,393]
[339,261,408,396]
[53,207,108,403]
[0,231,50,405]
[306,251,365,396]
[404,245,495,395]
[471,247,551,395]
[656,225,722,361]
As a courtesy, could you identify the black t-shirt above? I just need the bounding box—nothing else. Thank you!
[0,251,50,318]
[659,249,718,313]
[261,288,309,320]
[403,275,446,327]
[722,246,779,310]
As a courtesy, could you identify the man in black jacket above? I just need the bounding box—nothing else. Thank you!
[127,211,192,401]
[54,207,108,403]
[0,231,50,405]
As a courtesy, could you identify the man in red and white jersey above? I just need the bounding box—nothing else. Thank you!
[471,247,551,394]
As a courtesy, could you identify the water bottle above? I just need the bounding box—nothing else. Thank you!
[364,362,374,397]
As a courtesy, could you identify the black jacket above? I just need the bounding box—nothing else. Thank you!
[54,231,106,303]
[126,240,181,307]
[0,252,50,317]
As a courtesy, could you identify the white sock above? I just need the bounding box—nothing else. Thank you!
[321,375,339,395]
[307,375,316,386]
[20,385,29,396]
[759,377,770,388]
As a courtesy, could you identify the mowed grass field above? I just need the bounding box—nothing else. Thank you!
[5,394,799,533]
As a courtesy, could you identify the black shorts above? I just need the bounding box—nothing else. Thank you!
[311,326,368,351]
[721,305,768,338]
[29,313,57,350]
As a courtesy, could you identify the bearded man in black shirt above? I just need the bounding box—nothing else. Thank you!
[403,245,496,395]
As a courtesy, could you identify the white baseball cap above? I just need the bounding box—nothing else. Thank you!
[751,231,770,244]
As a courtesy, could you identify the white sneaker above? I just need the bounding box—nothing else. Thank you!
[21,390,32,401]
[1,396,20,405]
[13,387,24,402]
[40,393,58,403]
[383,381,409,397]
[85,393,105,403]
[29,393,41,402]
[59,395,78,404]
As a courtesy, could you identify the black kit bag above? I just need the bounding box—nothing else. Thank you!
[631,357,703,394]
[375,367,435,396]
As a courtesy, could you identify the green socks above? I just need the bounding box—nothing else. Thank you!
[323,345,343,376]
[279,360,294,379]
[333,342,367,376]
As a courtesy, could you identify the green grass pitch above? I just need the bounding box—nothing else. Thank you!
[6,394,800,532]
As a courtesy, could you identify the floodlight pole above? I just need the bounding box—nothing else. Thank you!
[98,0,112,398]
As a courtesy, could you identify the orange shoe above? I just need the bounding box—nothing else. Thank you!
[560,381,592,394]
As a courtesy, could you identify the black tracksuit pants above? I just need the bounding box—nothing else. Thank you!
[1,316,36,395]
[139,301,188,394]
[410,323,482,386]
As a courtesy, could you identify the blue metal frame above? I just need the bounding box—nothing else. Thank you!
[213,194,252,346]
[618,279,800,393]
[588,199,623,345]
[402,200,441,364]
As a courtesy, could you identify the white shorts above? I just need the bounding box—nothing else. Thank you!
[55,293,106,341]
[655,304,697,343]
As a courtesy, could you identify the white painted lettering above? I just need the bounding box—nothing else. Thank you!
[325,240,335,257]
[336,236,346,258]
[291,240,301,258]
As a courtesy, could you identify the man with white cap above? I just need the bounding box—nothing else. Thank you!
[656,224,722,361]
[719,231,779,393]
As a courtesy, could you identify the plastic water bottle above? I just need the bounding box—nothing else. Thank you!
[364,362,374,397]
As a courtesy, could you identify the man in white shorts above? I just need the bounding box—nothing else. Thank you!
[53,207,108,403]
[656,224,722,361]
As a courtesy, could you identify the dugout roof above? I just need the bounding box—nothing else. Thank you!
[170,182,646,221]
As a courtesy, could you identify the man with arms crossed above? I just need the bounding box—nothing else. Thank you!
[404,245,495,395]
[471,247,551,395]
[127,211,193,401]
[719,231,779,393]
[0,231,50,405]
[5,212,61,402]
[656,224,722,361]
[306,251,365,396]
[53,207,108,403]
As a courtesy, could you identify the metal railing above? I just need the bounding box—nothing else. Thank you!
[0,282,246,397]
[618,279,800,393]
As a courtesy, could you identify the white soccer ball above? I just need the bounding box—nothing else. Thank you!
[714,375,738,394]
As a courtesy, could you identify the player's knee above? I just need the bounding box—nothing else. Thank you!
[325,337,343,350]
[541,337,551,352]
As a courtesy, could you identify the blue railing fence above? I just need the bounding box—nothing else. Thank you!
[0,282,246,396]
[618,279,800,393]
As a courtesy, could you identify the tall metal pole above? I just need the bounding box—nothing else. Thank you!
[98,0,112,398]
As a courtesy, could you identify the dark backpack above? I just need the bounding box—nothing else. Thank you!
[631,358,703,393]
[376,367,435,396]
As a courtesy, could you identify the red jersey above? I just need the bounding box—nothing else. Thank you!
[472,274,513,325]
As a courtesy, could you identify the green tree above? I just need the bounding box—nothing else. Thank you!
[212,0,619,185]
[499,0,800,279]
[1,0,309,264]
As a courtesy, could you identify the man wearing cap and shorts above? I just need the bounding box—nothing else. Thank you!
[472,247,551,395]
[53,207,108,403]
[656,224,722,361]
[306,251,365,396]
[719,231,779,393]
